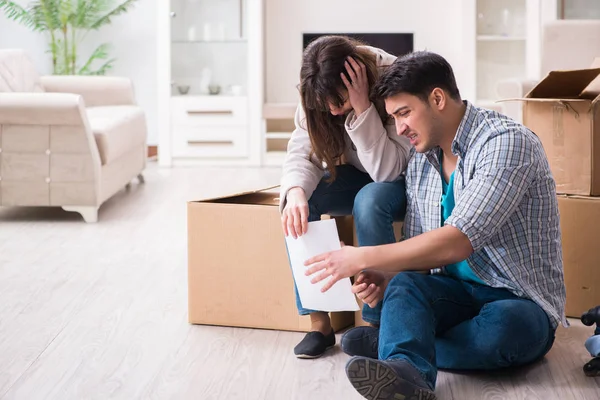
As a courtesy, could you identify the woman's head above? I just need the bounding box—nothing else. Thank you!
[298,35,383,180]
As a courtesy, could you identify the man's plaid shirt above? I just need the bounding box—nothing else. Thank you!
[404,101,567,329]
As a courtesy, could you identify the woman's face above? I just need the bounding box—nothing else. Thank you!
[327,91,353,116]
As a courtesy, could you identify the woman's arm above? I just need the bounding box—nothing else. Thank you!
[279,104,325,213]
[345,106,412,182]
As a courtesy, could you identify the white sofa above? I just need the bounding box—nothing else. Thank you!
[0,49,147,222]
[497,20,600,123]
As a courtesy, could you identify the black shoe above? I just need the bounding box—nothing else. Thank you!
[294,330,336,359]
[345,356,436,400]
[340,326,379,359]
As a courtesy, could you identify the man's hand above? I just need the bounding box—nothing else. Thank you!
[352,270,391,308]
[282,187,308,239]
[304,245,366,292]
[341,57,371,116]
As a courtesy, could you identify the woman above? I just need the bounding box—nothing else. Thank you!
[279,35,412,358]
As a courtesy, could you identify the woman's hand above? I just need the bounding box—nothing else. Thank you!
[341,57,371,116]
[352,270,391,308]
[304,245,366,292]
[282,187,309,239]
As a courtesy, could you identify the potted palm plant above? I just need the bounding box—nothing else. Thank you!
[0,0,139,75]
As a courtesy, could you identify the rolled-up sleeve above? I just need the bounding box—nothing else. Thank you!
[446,133,538,252]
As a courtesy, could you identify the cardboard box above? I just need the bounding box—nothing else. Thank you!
[187,187,354,332]
[558,195,600,317]
[519,67,600,195]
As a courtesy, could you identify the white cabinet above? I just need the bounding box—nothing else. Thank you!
[461,0,557,110]
[157,0,264,166]
[170,96,249,158]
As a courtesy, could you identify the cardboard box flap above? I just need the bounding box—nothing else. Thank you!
[192,185,280,205]
[526,68,600,100]
[212,191,280,206]
[497,98,588,104]
[581,58,600,99]
[558,194,600,201]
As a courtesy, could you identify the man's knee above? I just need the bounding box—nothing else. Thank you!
[475,300,551,366]
[352,181,405,220]
[384,272,428,299]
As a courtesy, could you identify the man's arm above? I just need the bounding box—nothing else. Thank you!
[446,130,539,253]
[362,225,473,272]
[306,225,472,290]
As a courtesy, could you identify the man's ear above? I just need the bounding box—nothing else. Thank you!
[430,88,446,110]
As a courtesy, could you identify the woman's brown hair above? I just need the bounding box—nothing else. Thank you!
[299,35,388,181]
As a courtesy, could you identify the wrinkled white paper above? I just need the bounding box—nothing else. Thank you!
[285,219,359,312]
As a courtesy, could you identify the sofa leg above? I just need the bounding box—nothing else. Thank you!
[62,206,99,223]
[137,173,145,184]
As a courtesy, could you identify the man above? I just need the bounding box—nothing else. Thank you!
[304,51,566,400]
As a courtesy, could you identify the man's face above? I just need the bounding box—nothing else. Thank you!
[385,92,442,153]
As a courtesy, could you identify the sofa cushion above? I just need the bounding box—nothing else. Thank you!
[86,106,147,165]
[0,49,44,93]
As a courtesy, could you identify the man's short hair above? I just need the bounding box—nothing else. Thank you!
[374,51,461,103]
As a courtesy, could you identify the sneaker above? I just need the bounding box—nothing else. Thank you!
[294,330,336,359]
[345,356,436,400]
[340,326,379,359]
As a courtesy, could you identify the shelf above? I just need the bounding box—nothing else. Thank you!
[477,35,526,42]
[266,132,293,140]
[171,94,247,101]
[172,39,247,44]
[263,103,297,119]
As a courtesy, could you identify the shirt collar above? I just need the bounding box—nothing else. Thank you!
[424,101,477,169]
[451,100,478,158]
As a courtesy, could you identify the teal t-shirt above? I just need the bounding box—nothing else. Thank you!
[441,170,486,285]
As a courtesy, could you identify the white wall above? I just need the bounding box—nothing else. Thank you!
[2,0,480,146]
[265,0,475,104]
[0,0,158,145]
[0,2,52,73]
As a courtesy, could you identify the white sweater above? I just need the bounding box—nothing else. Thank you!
[279,46,412,212]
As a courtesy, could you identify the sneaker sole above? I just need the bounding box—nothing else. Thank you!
[295,345,335,359]
[346,358,437,400]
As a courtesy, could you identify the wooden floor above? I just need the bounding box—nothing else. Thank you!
[1,163,599,400]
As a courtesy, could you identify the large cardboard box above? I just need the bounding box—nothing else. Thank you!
[187,187,354,332]
[558,195,600,317]
[519,67,600,195]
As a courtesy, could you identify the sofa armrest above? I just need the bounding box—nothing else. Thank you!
[496,78,539,100]
[0,92,88,125]
[40,75,135,107]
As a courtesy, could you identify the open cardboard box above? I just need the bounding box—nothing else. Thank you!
[187,186,355,332]
[504,65,600,195]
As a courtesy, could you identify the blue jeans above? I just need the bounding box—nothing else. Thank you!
[379,272,556,389]
[292,164,406,323]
